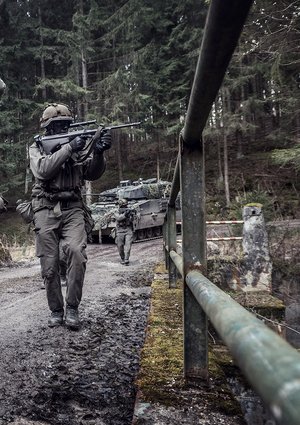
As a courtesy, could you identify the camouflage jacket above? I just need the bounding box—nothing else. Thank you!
[29,142,106,198]
[115,207,135,229]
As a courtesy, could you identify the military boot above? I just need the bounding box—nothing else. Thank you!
[48,310,64,327]
[65,306,80,330]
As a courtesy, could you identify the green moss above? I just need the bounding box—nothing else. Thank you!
[137,262,287,418]
[136,266,244,417]
[137,278,184,402]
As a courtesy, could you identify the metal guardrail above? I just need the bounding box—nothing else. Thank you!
[164,1,300,424]
[169,249,300,424]
[176,220,244,242]
[177,237,242,242]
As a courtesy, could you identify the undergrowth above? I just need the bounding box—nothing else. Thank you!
[136,266,243,416]
[0,211,34,247]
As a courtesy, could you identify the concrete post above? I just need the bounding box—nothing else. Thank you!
[241,204,272,292]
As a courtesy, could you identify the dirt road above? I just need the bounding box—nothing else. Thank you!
[0,240,162,425]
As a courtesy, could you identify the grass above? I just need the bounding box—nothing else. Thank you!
[0,211,35,261]
[136,264,244,416]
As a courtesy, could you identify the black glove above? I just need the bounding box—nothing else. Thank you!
[69,136,86,153]
[94,130,112,154]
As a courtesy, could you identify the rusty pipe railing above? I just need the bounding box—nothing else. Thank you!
[164,0,300,423]
[169,153,180,207]
[176,0,255,382]
[186,269,300,425]
[169,248,300,425]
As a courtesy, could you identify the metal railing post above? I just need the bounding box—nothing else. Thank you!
[166,0,254,384]
[180,136,207,381]
[178,0,253,381]
[167,206,177,288]
[169,153,180,207]
[162,216,168,270]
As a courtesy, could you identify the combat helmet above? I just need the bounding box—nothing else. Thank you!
[118,198,128,207]
[40,103,73,129]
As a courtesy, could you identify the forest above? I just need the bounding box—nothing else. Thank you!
[0,0,299,221]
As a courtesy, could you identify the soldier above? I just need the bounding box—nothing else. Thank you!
[30,103,112,329]
[40,242,67,290]
[114,198,135,266]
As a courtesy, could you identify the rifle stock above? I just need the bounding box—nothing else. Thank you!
[34,121,141,156]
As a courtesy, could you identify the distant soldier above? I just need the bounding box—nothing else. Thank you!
[114,198,135,266]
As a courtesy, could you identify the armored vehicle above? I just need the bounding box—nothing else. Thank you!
[90,178,181,243]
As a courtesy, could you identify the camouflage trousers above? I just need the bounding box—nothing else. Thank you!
[33,206,87,312]
[115,227,133,262]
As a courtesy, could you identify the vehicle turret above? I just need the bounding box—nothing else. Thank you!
[90,178,181,243]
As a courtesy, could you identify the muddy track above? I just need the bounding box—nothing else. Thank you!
[0,240,162,425]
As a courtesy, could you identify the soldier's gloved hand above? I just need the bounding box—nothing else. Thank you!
[69,136,86,152]
[94,130,112,154]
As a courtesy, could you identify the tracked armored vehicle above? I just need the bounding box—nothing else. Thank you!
[90,178,181,243]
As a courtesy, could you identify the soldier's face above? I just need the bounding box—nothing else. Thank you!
[48,120,70,135]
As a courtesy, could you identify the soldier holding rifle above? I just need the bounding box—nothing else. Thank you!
[114,198,136,266]
[30,103,112,330]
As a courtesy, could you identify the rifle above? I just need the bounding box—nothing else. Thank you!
[34,120,141,162]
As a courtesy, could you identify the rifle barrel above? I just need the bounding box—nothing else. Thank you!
[37,121,142,155]
[106,122,141,130]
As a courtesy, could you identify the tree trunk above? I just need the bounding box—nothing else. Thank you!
[81,52,92,205]
[214,96,224,187]
[38,7,46,101]
[156,131,160,181]
[82,50,88,119]
[78,0,92,205]
[82,50,92,205]
[217,135,223,187]
[116,132,123,182]
[223,132,230,207]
